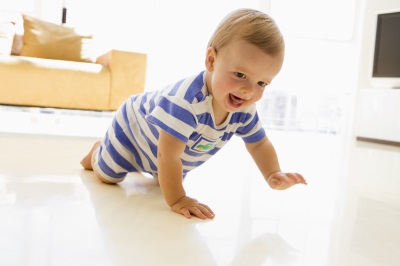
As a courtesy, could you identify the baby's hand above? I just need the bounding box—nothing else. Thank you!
[267,172,307,190]
[170,196,215,219]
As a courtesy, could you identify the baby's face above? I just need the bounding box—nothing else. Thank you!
[205,40,283,114]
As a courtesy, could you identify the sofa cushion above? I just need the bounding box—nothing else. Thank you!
[20,14,96,63]
[0,55,111,110]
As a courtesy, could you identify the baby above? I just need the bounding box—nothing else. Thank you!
[81,8,307,220]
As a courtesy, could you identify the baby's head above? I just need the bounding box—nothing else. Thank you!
[204,9,285,114]
[207,8,284,58]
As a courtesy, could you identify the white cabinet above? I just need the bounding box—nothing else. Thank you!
[354,88,400,143]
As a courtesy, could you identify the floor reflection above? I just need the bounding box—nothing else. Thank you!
[229,233,299,266]
[80,171,218,266]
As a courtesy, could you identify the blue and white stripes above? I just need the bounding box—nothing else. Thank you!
[94,71,266,182]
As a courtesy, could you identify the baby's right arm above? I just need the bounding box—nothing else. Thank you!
[157,130,215,219]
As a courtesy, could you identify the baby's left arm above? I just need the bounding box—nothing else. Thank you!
[245,136,307,190]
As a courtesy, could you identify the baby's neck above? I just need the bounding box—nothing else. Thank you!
[212,100,229,126]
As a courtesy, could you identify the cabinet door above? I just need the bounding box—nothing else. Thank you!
[355,88,400,143]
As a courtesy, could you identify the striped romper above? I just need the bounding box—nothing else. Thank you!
[94,71,266,183]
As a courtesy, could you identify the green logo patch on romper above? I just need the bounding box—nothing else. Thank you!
[192,137,217,152]
[196,143,215,151]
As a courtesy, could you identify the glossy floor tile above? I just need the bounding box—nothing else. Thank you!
[0,110,400,265]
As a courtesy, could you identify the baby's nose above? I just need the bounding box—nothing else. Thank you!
[240,87,254,97]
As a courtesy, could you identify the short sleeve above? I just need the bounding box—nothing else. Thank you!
[146,95,197,143]
[235,110,266,143]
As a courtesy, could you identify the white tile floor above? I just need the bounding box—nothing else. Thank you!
[0,106,399,266]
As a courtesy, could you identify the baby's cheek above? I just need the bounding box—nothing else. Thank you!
[253,92,264,102]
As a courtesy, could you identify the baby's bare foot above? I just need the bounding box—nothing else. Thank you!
[80,141,101,170]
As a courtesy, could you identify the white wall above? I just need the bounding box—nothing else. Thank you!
[262,0,362,134]
[0,0,64,23]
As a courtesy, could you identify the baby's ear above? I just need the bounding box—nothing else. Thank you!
[205,47,216,71]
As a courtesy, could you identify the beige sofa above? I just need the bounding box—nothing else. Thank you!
[0,51,147,111]
[0,13,147,111]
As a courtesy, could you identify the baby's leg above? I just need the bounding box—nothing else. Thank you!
[81,141,117,184]
[80,141,101,170]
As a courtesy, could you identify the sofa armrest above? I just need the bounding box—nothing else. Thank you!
[107,49,147,110]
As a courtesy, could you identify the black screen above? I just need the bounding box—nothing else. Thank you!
[372,12,400,77]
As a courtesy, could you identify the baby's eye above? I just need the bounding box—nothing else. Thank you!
[235,72,246,79]
[257,81,268,88]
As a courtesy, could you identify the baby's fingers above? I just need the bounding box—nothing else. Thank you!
[171,196,215,219]
[187,205,214,220]
[180,208,192,219]
[189,206,207,219]
[175,205,214,220]
[268,172,307,190]
[198,204,215,219]
[287,173,307,185]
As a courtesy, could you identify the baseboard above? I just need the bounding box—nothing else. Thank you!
[356,136,400,147]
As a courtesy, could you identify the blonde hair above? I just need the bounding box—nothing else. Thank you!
[207,8,284,56]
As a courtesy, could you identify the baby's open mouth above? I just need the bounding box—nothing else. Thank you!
[229,94,245,107]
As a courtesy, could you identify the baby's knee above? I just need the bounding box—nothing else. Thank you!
[98,175,116,184]
[93,169,124,185]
